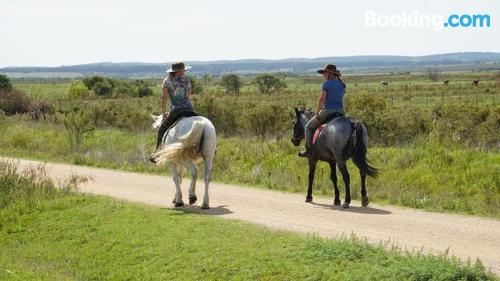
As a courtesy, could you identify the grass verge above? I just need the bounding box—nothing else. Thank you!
[0,161,496,280]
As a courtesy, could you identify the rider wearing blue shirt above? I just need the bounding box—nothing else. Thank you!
[299,64,346,157]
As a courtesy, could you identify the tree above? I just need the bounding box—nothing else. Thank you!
[220,74,241,94]
[202,73,212,94]
[427,68,440,82]
[188,76,203,95]
[253,74,287,96]
[0,74,12,91]
[66,81,89,99]
[92,80,113,96]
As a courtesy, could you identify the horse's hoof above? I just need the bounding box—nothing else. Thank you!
[334,200,341,206]
[189,196,197,205]
[362,196,369,207]
[201,204,210,210]
[342,202,350,208]
[305,197,313,203]
[172,198,176,204]
[174,202,184,207]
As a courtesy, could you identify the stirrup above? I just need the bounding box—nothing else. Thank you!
[298,148,311,158]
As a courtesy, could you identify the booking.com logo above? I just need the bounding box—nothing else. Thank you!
[365,10,491,31]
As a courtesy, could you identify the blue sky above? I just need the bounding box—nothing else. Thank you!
[0,0,498,67]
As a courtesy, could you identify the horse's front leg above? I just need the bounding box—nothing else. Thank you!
[184,160,198,205]
[338,160,351,208]
[167,162,184,207]
[306,158,318,202]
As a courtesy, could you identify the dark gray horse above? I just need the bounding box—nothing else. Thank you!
[291,108,378,208]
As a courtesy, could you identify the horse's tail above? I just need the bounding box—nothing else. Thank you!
[351,121,378,178]
[153,120,204,165]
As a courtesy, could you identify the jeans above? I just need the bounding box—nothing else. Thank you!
[304,109,344,149]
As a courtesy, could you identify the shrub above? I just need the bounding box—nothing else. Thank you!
[66,81,89,99]
[0,74,12,91]
[0,89,32,115]
[220,74,242,94]
[64,109,95,150]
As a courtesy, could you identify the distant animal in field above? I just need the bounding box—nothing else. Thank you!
[443,80,450,85]
[380,81,389,86]
[473,80,479,86]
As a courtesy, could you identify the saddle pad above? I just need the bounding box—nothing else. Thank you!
[312,124,327,145]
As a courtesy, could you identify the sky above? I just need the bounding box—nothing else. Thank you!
[0,0,498,67]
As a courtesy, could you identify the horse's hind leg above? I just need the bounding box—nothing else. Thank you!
[184,160,198,205]
[306,158,318,203]
[201,156,213,209]
[338,160,351,208]
[360,169,369,207]
[167,162,184,207]
[329,161,341,205]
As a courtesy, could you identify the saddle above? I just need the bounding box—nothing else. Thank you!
[312,112,345,145]
[156,110,199,149]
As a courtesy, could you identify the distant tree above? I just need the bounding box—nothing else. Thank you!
[92,80,113,96]
[202,73,212,94]
[83,76,115,91]
[427,68,440,82]
[253,74,287,96]
[137,85,153,97]
[66,81,89,99]
[0,74,12,91]
[112,82,134,97]
[220,74,241,94]
[187,76,203,95]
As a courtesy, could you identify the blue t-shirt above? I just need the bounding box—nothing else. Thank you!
[322,79,345,111]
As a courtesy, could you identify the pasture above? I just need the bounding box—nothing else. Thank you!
[1,71,498,217]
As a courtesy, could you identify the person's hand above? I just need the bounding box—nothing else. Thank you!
[163,112,169,119]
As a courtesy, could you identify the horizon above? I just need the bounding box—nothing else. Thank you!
[2,51,500,69]
[1,0,498,68]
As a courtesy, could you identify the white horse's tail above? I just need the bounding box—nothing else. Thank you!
[153,120,204,165]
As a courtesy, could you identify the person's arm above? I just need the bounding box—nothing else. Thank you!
[315,90,326,119]
[161,87,169,117]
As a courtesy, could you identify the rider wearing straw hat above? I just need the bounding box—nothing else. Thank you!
[151,62,197,161]
[298,64,346,157]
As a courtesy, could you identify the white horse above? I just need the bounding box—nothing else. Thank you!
[150,115,216,209]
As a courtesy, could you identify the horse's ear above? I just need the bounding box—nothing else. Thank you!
[294,107,299,114]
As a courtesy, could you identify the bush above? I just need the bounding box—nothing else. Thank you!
[0,74,12,91]
[220,74,242,94]
[28,100,54,120]
[430,104,500,149]
[0,89,32,115]
[64,109,95,150]
[253,74,287,96]
[93,81,114,96]
[66,80,89,99]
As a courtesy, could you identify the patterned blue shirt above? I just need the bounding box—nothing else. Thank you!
[162,76,193,110]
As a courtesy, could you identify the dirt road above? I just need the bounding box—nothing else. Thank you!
[8,158,500,274]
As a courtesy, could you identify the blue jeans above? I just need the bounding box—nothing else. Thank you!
[304,109,344,148]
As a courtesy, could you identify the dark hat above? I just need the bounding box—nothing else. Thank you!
[166,62,192,73]
[318,64,341,75]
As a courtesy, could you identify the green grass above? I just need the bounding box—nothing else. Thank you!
[0,161,496,281]
[0,118,498,218]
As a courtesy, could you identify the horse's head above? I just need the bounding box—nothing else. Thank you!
[291,107,309,146]
[151,114,164,129]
